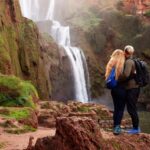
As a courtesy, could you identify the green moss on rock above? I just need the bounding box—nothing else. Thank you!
[0,1,50,99]
[0,74,38,108]
[0,107,30,120]
[77,106,91,112]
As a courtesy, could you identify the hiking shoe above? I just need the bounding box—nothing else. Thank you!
[113,125,121,135]
[127,128,141,134]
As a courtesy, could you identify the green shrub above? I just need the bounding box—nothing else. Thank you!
[68,7,101,31]
[0,75,38,108]
[144,10,150,17]
[0,107,30,120]
[77,106,91,112]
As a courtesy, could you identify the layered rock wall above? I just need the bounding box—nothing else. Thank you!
[0,0,77,101]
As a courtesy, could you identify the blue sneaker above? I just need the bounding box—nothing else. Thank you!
[113,125,121,135]
[127,128,141,134]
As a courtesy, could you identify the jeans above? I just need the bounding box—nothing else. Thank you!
[126,88,140,129]
[111,85,126,127]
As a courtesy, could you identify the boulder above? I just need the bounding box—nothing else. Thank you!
[27,116,150,150]
[31,117,104,150]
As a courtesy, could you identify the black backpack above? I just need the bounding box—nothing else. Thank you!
[133,58,150,87]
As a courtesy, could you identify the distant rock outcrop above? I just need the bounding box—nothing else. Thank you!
[122,0,150,15]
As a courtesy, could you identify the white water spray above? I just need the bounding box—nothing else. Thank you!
[19,0,90,102]
[46,0,55,20]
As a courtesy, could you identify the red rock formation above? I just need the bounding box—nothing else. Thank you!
[38,101,112,128]
[27,116,150,150]
[19,109,38,128]
[123,0,150,15]
[30,117,104,150]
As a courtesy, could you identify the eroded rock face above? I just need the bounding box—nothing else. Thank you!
[32,117,104,150]
[28,115,150,150]
[38,101,113,128]
[0,0,76,101]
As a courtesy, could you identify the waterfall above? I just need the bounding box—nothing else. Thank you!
[46,0,55,20]
[19,0,90,103]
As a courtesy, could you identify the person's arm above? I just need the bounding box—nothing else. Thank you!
[118,59,133,82]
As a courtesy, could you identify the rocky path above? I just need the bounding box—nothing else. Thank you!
[1,101,150,150]
[0,126,55,150]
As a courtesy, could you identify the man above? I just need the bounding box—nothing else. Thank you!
[120,45,141,134]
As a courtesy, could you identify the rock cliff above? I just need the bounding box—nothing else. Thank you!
[0,0,76,101]
[0,0,49,99]
[1,0,150,105]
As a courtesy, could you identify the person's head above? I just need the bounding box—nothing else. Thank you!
[124,45,134,58]
[111,49,124,58]
[105,49,125,80]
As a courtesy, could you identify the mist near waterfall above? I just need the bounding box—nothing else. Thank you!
[19,0,90,102]
[18,0,122,103]
[52,0,120,22]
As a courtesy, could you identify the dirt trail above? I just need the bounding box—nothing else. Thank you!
[0,127,55,150]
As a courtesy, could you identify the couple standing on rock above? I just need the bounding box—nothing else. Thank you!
[105,45,141,135]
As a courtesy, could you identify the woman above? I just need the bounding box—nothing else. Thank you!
[105,49,126,135]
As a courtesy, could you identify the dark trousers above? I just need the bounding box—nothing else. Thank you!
[111,86,126,127]
[126,88,140,129]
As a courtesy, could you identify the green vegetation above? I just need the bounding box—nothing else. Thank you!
[0,107,31,120]
[96,108,111,120]
[0,33,11,73]
[77,106,91,112]
[4,125,36,134]
[144,10,150,17]
[0,75,38,108]
[68,7,101,31]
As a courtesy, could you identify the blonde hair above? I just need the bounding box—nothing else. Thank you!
[105,49,125,80]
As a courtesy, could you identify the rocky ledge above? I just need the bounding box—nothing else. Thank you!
[24,101,150,150]
[27,116,150,150]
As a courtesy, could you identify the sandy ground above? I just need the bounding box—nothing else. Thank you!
[0,127,55,150]
[100,129,115,140]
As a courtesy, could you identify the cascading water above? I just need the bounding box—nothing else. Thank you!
[19,0,90,103]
